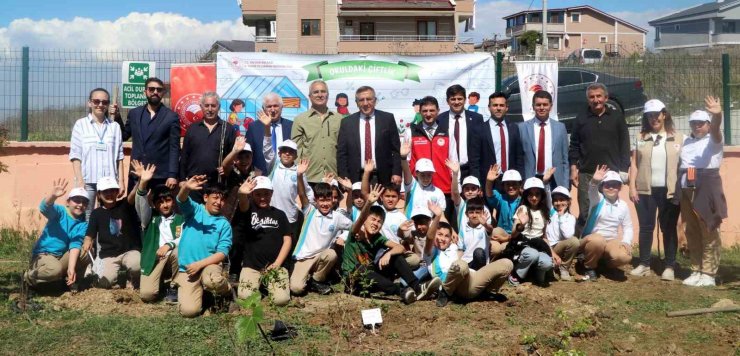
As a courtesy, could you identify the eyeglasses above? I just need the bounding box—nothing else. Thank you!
[90,99,110,106]
[146,87,165,93]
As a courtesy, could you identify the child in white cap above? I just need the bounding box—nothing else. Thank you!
[24,179,90,290]
[399,139,446,220]
[546,186,580,281]
[579,165,633,281]
[485,166,523,257]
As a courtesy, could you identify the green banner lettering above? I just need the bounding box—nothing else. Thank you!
[303,60,422,82]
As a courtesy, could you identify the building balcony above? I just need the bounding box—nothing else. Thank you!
[255,36,277,43]
[506,23,565,37]
[241,0,276,27]
[338,35,474,53]
[339,34,458,42]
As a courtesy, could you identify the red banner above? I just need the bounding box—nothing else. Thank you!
[170,63,216,136]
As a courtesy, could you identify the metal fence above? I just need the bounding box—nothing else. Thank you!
[1,47,739,144]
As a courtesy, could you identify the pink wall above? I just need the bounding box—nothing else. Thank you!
[0,142,738,246]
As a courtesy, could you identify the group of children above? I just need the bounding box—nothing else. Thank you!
[25,133,637,317]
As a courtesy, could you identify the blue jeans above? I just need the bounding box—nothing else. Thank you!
[83,183,98,220]
[515,247,553,281]
[636,187,679,267]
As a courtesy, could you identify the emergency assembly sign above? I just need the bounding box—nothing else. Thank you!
[121,61,156,108]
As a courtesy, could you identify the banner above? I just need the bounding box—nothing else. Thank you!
[515,61,558,121]
[216,53,496,136]
[170,63,216,136]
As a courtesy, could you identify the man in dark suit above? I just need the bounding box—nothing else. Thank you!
[120,77,180,192]
[337,86,401,185]
[245,92,293,173]
[437,85,483,182]
[478,92,524,191]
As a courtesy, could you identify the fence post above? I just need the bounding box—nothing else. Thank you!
[722,53,732,145]
[495,52,504,92]
[20,46,29,142]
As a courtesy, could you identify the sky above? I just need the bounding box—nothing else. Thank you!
[0,0,714,50]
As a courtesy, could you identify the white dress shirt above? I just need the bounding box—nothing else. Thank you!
[448,111,469,165]
[490,119,510,173]
[587,183,633,244]
[359,113,376,168]
[69,114,124,184]
[533,118,553,174]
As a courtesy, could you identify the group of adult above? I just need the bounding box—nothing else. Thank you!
[63,76,727,290]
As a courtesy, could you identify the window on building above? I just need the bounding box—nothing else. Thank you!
[675,24,680,31]
[548,12,563,24]
[599,35,608,43]
[301,19,321,36]
[571,12,581,23]
[529,13,541,23]
[418,21,438,39]
[548,36,560,49]
[359,22,374,40]
[723,21,736,33]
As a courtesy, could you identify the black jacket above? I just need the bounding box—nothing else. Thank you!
[245,117,293,173]
[437,110,484,180]
[337,109,401,185]
[122,105,180,180]
[478,117,525,185]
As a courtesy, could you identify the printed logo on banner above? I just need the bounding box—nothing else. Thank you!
[521,74,556,96]
[174,93,204,133]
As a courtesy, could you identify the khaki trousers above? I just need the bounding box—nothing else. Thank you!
[25,251,89,287]
[175,264,230,318]
[681,188,721,275]
[580,233,631,270]
[97,250,141,289]
[552,236,581,269]
[289,249,337,295]
[140,248,179,302]
[443,259,513,300]
[403,251,421,270]
[490,227,510,259]
[238,267,290,307]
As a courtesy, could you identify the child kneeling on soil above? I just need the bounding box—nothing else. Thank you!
[546,186,580,281]
[485,167,523,258]
[175,175,233,317]
[290,160,351,296]
[131,161,183,303]
[235,176,292,306]
[426,202,513,307]
[25,179,90,290]
[341,185,436,304]
[503,177,554,287]
[82,176,141,289]
[579,165,633,281]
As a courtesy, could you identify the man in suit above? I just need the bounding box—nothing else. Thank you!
[437,85,483,182]
[337,86,401,185]
[121,77,180,192]
[478,92,524,192]
[246,92,293,173]
[518,90,570,190]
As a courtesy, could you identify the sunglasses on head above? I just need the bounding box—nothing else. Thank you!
[147,87,165,93]
[90,99,110,106]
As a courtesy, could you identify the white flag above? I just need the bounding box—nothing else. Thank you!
[515,61,559,121]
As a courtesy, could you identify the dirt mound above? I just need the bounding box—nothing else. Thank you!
[41,288,174,317]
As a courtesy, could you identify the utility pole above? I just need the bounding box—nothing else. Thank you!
[542,0,548,59]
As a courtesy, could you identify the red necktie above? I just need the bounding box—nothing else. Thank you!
[498,122,507,172]
[537,122,545,173]
[454,114,461,161]
[364,117,372,161]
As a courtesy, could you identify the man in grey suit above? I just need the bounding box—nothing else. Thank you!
[518,90,570,190]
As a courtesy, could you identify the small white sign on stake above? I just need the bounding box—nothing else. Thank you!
[361,308,383,332]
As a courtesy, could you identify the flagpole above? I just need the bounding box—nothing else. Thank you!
[542,0,548,59]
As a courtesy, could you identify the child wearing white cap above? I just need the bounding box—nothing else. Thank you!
[679,96,727,287]
[579,165,633,281]
[82,176,141,289]
[546,186,580,281]
[447,160,494,233]
[24,179,90,290]
[400,140,446,220]
[485,166,523,257]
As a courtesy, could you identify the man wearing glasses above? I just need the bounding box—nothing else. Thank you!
[568,83,631,236]
[121,77,181,192]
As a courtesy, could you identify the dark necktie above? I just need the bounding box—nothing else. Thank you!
[426,126,435,139]
[454,114,461,161]
[537,122,546,173]
[364,117,372,161]
[498,122,507,171]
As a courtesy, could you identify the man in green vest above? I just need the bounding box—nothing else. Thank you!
[131,160,183,303]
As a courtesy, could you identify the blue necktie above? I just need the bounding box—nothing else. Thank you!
[271,124,277,154]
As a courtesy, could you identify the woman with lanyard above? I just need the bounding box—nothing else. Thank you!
[679,96,727,287]
[69,88,125,217]
[628,100,684,281]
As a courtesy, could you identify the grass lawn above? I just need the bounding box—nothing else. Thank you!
[1,228,738,355]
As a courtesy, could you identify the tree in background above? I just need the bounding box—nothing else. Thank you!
[518,31,541,55]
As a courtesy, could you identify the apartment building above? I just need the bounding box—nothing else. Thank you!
[650,0,740,51]
[503,5,647,58]
[240,0,475,54]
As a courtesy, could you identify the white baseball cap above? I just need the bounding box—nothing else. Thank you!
[412,210,432,219]
[242,143,252,152]
[278,139,298,151]
[522,177,544,191]
[688,110,711,122]
[96,176,120,191]
[253,176,273,191]
[68,187,89,201]
[330,179,339,188]
[602,171,623,184]
[351,182,362,191]
[643,99,665,114]
[501,170,522,182]
[551,186,571,198]
[461,176,481,188]
[415,158,435,173]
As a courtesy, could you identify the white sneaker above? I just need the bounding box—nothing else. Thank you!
[695,274,716,287]
[559,266,572,281]
[630,265,651,277]
[661,267,675,281]
[682,271,702,286]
